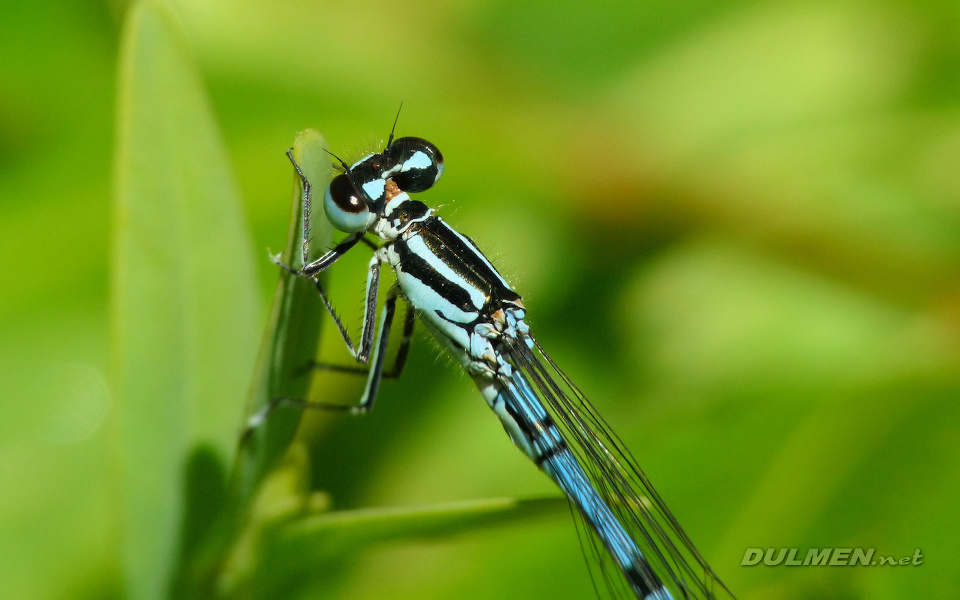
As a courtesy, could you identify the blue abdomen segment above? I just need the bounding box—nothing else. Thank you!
[491,372,672,600]
[541,448,672,600]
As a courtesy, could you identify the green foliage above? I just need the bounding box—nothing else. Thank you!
[113,3,260,597]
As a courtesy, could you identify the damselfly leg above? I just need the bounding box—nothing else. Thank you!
[248,153,414,430]
[248,284,412,428]
[307,300,414,381]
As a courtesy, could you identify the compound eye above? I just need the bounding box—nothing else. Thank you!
[324,173,374,233]
[385,137,444,193]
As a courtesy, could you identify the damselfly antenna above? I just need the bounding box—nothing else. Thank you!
[321,147,351,172]
[386,101,404,149]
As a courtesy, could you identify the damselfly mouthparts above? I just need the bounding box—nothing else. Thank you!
[265,120,735,600]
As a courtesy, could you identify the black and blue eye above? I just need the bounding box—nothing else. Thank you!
[384,137,444,193]
[323,173,376,233]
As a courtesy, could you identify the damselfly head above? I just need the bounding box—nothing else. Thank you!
[383,137,444,193]
[322,135,443,234]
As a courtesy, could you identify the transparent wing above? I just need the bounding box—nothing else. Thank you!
[504,334,736,600]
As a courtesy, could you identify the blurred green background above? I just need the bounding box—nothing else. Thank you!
[2,0,959,598]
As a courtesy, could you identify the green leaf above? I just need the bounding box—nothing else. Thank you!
[244,496,568,599]
[112,2,261,599]
[179,131,334,600]
[230,128,333,503]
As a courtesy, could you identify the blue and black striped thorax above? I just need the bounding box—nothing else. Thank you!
[324,136,523,324]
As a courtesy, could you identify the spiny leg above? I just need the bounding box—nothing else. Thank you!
[356,254,381,362]
[272,241,382,363]
[297,232,364,277]
[246,286,405,432]
[389,296,416,378]
[250,153,392,431]
[286,148,313,267]
[281,150,387,354]
[355,285,404,413]
[285,149,367,276]
[309,295,415,379]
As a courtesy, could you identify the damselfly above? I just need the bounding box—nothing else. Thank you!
[268,120,735,600]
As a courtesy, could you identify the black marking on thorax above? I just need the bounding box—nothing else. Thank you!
[405,216,521,314]
[394,235,477,313]
[388,198,430,226]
